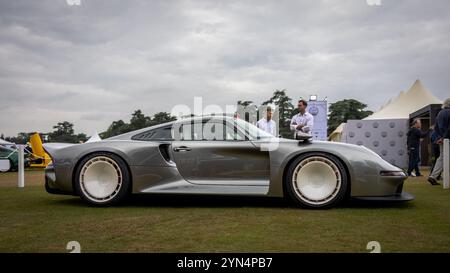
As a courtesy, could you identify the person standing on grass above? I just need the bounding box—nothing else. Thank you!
[430,125,441,180]
[290,99,314,137]
[257,106,277,136]
[428,98,450,185]
[406,119,429,177]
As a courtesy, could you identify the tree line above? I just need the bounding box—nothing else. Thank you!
[1,90,373,143]
[2,111,177,144]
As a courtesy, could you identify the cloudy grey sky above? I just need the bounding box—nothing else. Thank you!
[1,0,449,136]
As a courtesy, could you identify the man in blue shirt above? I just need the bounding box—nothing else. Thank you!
[428,98,450,185]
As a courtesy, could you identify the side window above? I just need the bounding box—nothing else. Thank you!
[132,126,173,141]
[152,127,172,140]
[173,123,195,140]
[202,121,245,141]
[225,129,244,141]
[177,122,204,140]
[174,120,246,141]
[202,122,224,141]
[224,122,245,141]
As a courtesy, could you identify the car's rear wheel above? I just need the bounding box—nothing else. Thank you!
[75,153,130,206]
[285,153,348,209]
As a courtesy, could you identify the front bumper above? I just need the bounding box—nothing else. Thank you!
[351,166,410,197]
[351,168,414,202]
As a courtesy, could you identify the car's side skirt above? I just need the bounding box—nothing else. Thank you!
[137,180,269,196]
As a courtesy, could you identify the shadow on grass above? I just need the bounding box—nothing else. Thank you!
[47,195,289,208]
[341,199,416,210]
[128,195,290,208]
[46,194,416,210]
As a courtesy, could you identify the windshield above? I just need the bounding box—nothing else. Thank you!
[233,118,276,140]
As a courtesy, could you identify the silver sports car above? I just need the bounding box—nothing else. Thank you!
[44,115,413,208]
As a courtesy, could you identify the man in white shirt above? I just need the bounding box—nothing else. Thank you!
[290,99,314,136]
[257,106,277,136]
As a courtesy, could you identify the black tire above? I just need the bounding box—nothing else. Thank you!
[74,152,131,206]
[285,153,348,209]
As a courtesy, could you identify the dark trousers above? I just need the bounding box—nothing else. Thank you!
[430,144,441,174]
[407,147,421,176]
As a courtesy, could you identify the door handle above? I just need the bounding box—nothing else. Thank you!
[173,146,191,152]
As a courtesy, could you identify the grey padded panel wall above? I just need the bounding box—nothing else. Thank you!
[343,119,409,169]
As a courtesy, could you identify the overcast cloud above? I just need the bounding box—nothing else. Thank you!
[1,0,449,136]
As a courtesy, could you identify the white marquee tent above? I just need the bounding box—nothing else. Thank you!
[364,79,442,120]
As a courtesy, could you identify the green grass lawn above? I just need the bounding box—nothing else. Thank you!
[0,170,449,253]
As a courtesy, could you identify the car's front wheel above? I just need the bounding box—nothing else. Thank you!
[74,153,131,206]
[285,153,348,209]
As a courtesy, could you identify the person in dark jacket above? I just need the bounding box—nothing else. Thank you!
[430,125,441,179]
[428,98,450,185]
[406,119,429,177]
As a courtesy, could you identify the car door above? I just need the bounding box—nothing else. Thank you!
[171,118,270,186]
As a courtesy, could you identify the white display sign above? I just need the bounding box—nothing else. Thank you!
[307,101,328,141]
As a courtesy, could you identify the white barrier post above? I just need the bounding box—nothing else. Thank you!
[444,139,449,190]
[18,145,24,188]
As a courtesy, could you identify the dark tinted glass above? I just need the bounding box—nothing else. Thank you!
[132,126,173,141]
